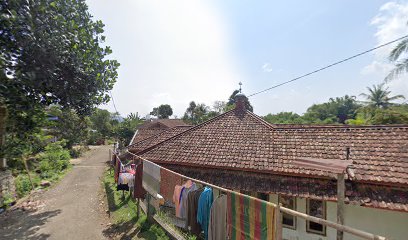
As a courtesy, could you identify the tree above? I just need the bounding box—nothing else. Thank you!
[182,101,217,125]
[0,0,119,139]
[264,112,305,124]
[386,35,408,81]
[227,90,253,112]
[360,84,405,109]
[89,109,113,138]
[150,104,173,119]
[113,113,143,148]
[47,106,90,149]
[347,105,408,125]
[303,95,361,124]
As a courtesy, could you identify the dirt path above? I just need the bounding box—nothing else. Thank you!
[0,145,111,240]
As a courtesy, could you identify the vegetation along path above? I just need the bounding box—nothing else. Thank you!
[0,146,110,240]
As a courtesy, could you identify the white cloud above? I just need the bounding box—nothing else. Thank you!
[262,63,273,72]
[362,1,408,97]
[87,0,245,117]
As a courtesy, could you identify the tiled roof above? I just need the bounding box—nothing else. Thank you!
[130,119,189,145]
[140,108,408,186]
[128,125,192,154]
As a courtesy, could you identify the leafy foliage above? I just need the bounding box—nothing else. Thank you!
[37,141,70,178]
[303,95,361,124]
[359,83,405,109]
[182,101,219,125]
[150,104,173,119]
[386,36,408,80]
[264,112,305,124]
[0,0,119,116]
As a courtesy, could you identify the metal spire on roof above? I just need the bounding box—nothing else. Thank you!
[239,82,242,93]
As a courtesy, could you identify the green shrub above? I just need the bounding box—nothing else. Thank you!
[15,175,33,197]
[1,192,16,208]
[38,141,70,174]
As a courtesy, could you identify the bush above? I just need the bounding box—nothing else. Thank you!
[15,174,39,197]
[37,141,70,174]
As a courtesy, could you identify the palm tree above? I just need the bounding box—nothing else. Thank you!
[386,37,408,81]
[360,83,405,108]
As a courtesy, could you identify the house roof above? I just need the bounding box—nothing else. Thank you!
[128,125,192,154]
[130,119,189,145]
[140,108,408,187]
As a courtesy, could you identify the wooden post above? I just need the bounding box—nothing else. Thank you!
[137,198,140,220]
[275,204,282,240]
[146,193,151,222]
[337,172,345,240]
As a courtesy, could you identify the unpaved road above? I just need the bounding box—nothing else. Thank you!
[0,145,111,240]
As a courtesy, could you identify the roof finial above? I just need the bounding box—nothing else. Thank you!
[239,82,242,93]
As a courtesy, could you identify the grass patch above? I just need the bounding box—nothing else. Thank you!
[102,169,170,240]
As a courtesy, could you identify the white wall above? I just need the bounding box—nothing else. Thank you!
[268,194,408,240]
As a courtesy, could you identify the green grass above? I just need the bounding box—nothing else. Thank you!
[102,169,170,240]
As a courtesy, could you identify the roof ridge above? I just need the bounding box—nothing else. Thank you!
[245,110,277,130]
[127,127,176,149]
[139,109,237,154]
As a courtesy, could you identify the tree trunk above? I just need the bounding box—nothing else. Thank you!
[0,103,7,168]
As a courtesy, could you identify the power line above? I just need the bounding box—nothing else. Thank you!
[248,35,408,97]
[109,90,119,114]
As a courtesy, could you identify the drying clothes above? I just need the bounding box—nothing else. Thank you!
[180,183,197,220]
[142,160,161,195]
[117,184,129,191]
[208,195,227,240]
[134,164,146,199]
[114,158,120,183]
[119,172,134,188]
[173,185,184,218]
[187,188,204,235]
[197,187,214,240]
[160,168,182,202]
[227,192,275,240]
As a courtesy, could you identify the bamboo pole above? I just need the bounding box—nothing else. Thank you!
[337,173,345,240]
[275,204,282,240]
[123,151,388,240]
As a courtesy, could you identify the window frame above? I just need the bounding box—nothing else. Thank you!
[306,199,327,236]
[278,195,297,230]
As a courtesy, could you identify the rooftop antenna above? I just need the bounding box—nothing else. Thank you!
[239,82,242,93]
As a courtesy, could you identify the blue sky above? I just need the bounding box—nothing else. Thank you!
[86,0,408,117]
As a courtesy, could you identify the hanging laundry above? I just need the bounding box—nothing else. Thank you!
[142,160,161,195]
[197,187,214,240]
[187,188,204,235]
[114,158,120,183]
[160,168,182,202]
[208,194,227,240]
[227,192,275,240]
[173,185,184,218]
[180,182,197,220]
[133,164,146,199]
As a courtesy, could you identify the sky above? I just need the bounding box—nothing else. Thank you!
[86,0,408,118]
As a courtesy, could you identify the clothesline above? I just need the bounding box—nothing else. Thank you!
[122,150,387,240]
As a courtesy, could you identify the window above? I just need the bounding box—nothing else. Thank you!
[279,196,296,229]
[306,199,326,235]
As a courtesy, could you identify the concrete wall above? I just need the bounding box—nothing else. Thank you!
[268,194,408,240]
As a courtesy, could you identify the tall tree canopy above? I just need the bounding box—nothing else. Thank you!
[360,84,405,109]
[303,95,361,124]
[386,34,408,81]
[182,101,217,125]
[150,104,173,119]
[0,0,119,130]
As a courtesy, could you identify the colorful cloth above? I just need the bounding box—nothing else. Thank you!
[227,192,275,240]
[180,183,197,220]
[197,187,214,240]
[133,164,146,199]
[173,185,184,218]
[187,188,204,235]
[142,160,161,195]
[208,194,227,240]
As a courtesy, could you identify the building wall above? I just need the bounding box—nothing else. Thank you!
[268,194,408,240]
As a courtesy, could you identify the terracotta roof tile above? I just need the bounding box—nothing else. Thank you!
[140,109,408,186]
